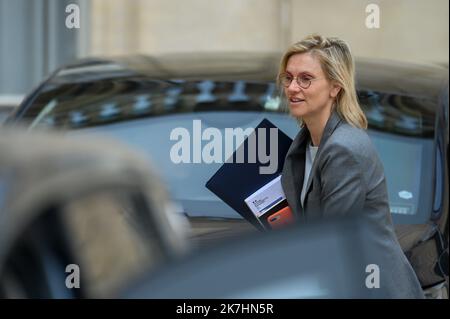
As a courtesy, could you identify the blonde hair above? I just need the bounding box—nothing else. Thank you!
[278,34,367,129]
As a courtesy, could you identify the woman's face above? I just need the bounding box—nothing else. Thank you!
[284,52,340,122]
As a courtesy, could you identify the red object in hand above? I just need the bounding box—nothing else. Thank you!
[267,206,294,229]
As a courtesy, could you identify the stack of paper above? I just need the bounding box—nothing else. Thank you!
[244,175,294,229]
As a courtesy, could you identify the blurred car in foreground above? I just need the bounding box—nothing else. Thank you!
[123,216,422,299]
[0,129,188,298]
[5,53,449,296]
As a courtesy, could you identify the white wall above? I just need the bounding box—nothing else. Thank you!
[89,0,448,66]
[289,0,449,65]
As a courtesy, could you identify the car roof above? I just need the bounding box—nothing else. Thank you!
[51,52,448,101]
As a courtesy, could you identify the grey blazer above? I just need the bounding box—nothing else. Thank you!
[281,110,424,298]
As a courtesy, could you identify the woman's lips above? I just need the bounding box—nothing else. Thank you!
[289,97,305,104]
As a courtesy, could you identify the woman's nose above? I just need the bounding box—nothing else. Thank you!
[286,80,301,94]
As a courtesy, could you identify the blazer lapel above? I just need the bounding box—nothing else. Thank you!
[303,110,343,202]
[281,126,309,219]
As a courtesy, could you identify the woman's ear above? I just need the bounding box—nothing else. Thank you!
[330,84,341,98]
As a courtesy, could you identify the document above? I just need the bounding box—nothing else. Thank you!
[205,118,294,231]
[244,175,294,229]
[244,175,284,217]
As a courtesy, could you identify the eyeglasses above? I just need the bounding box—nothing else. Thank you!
[279,73,321,89]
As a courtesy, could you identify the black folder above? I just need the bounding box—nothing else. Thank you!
[205,119,293,231]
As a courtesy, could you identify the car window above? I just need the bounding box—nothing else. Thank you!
[358,90,436,137]
[18,80,436,137]
[22,79,282,130]
[368,130,433,224]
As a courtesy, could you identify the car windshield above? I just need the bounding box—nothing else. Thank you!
[17,77,437,224]
[24,79,283,130]
[21,78,436,137]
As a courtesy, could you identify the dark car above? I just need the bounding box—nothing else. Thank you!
[5,53,449,296]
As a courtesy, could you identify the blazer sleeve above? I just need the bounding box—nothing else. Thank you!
[319,144,367,217]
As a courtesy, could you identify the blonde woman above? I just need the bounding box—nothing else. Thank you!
[279,34,424,298]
